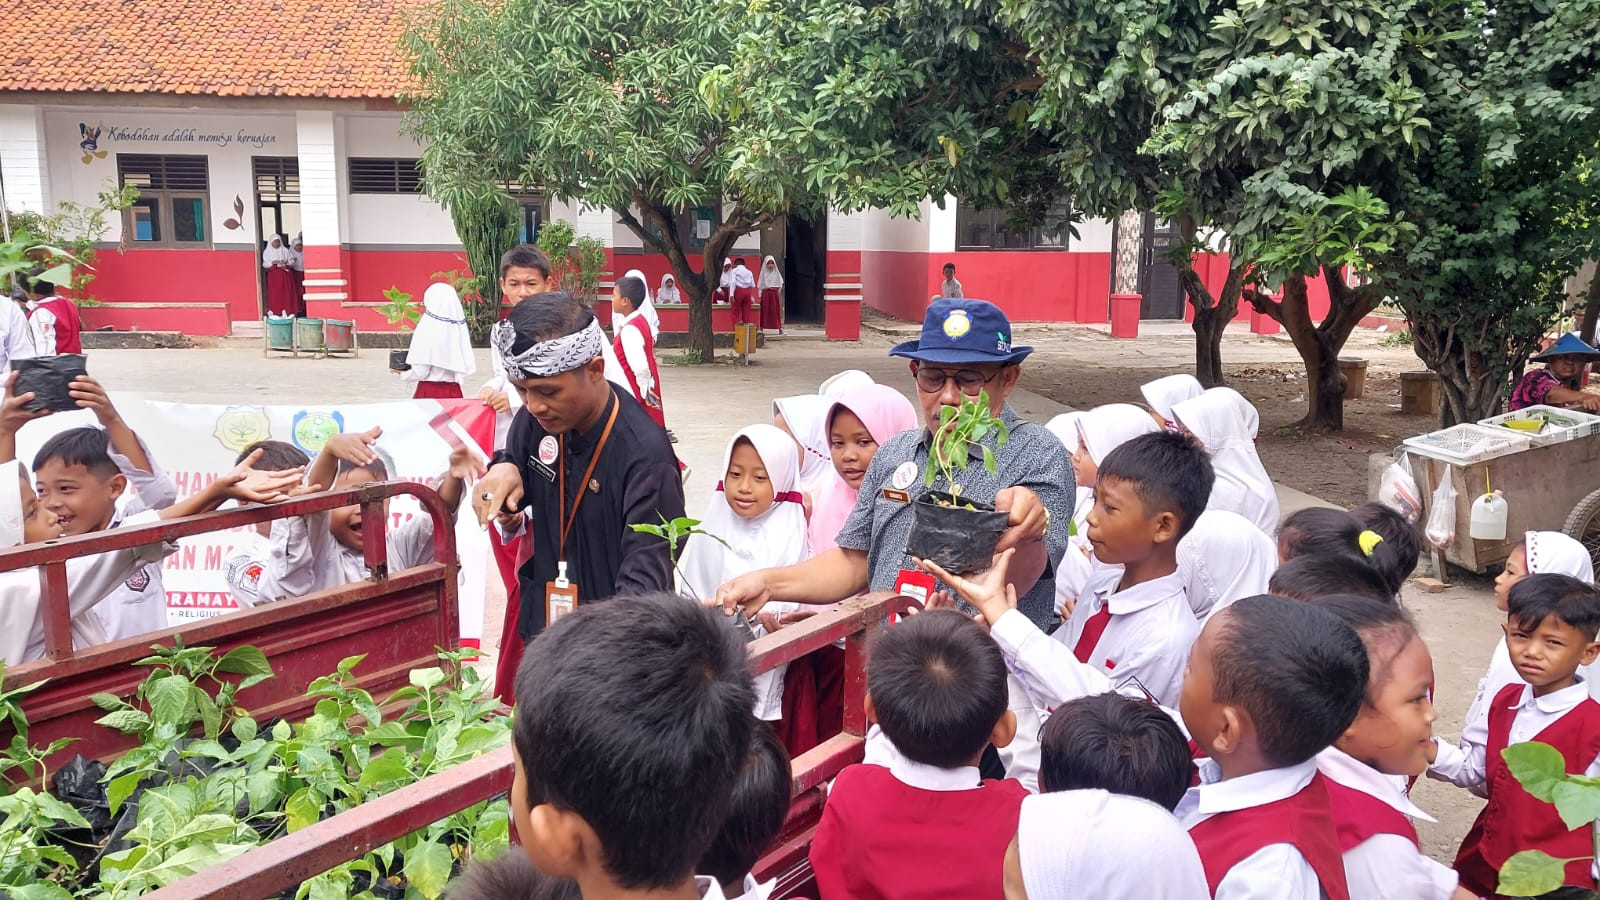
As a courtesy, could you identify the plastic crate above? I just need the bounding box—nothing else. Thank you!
[1478,404,1600,445]
[1401,423,1532,465]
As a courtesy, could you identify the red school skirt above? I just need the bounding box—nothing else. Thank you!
[413,381,464,400]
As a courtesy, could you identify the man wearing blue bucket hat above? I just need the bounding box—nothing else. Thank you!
[715,298,1074,631]
[1510,333,1600,413]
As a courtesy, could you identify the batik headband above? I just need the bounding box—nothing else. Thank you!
[491,318,605,380]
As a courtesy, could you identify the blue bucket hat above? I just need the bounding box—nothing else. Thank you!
[1532,333,1600,363]
[889,298,1033,366]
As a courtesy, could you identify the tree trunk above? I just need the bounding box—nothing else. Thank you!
[1248,269,1378,432]
[1172,218,1245,388]
[1579,265,1600,347]
[1409,318,1506,425]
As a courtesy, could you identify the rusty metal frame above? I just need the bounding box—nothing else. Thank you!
[141,592,912,900]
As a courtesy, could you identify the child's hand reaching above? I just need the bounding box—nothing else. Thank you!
[220,449,307,504]
[324,426,383,466]
[918,548,1019,628]
[448,445,487,483]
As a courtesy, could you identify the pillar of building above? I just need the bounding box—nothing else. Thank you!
[295,110,351,313]
[1109,209,1144,338]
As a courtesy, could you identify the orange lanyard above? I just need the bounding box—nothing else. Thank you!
[558,397,620,561]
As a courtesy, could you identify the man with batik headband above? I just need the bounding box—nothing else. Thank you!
[474,292,685,681]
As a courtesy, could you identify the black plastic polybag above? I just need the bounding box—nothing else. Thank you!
[13,354,88,412]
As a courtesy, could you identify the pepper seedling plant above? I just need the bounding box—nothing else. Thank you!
[923,390,1009,506]
[1494,741,1600,897]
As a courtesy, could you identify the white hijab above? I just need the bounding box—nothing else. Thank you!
[758,255,785,290]
[1141,374,1203,426]
[262,236,293,268]
[1177,509,1278,620]
[819,369,875,400]
[679,425,810,720]
[406,283,476,380]
[658,274,682,304]
[1081,403,1162,465]
[622,268,661,338]
[1525,531,1595,581]
[773,394,837,494]
[1016,790,1209,900]
[1044,411,1093,537]
[719,257,735,289]
[1172,387,1280,534]
[289,235,305,271]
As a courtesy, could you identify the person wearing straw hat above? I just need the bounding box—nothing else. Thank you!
[1510,333,1600,412]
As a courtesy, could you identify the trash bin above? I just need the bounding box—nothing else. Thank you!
[1338,357,1369,400]
[265,316,295,351]
[295,317,326,353]
[323,318,355,354]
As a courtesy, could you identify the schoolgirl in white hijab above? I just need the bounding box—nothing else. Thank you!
[1171,387,1280,534]
[772,394,837,495]
[622,268,661,338]
[403,283,477,397]
[1052,404,1162,612]
[1176,509,1278,621]
[818,369,875,400]
[1007,790,1209,899]
[1468,530,1599,723]
[262,235,293,268]
[679,425,810,720]
[657,273,682,304]
[1140,373,1203,427]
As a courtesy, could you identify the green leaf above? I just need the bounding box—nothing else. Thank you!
[96,708,152,733]
[148,674,193,727]
[1551,779,1600,831]
[6,883,77,900]
[91,691,129,711]
[285,787,323,832]
[1504,741,1567,802]
[1497,849,1573,896]
[216,645,273,678]
[232,716,259,743]
[403,839,455,900]
[246,770,283,815]
[271,719,292,742]
[337,653,369,676]
[358,748,415,790]
[409,667,447,691]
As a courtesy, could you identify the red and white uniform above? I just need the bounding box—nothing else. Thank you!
[27,295,82,355]
[810,760,1027,900]
[611,307,665,429]
[1431,680,1600,895]
[1181,761,1350,900]
[1056,568,1198,706]
[1317,746,1459,899]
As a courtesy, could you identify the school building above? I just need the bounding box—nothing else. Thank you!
[0,0,1308,338]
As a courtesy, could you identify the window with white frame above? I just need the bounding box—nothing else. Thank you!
[117,154,211,248]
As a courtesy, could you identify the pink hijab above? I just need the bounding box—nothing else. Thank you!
[807,384,919,553]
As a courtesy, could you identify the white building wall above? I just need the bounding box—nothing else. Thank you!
[0,105,50,214]
[860,202,932,253]
[340,113,457,246]
[1075,217,1114,253]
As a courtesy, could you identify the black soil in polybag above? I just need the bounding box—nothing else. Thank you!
[13,354,88,412]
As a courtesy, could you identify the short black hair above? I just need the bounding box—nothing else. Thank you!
[1209,595,1368,768]
[942,263,956,271]
[1278,507,1363,561]
[1309,593,1419,704]
[234,440,309,471]
[447,852,580,900]
[513,594,754,889]
[1352,502,1420,596]
[33,427,119,480]
[333,444,393,483]
[1039,692,1192,811]
[1268,553,1392,604]
[867,608,1009,769]
[734,257,746,267]
[1509,574,1600,640]
[1096,431,1214,539]
[506,291,594,355]
[500,244,552,279]
[697,722,792,888]
[616,276,647,307]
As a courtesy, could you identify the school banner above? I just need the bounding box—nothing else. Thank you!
[14,397,496,646]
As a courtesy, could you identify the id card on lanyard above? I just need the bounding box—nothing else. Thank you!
[547,398,620,627]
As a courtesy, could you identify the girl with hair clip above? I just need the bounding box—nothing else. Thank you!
[1311,594,1475,900]
[1277,507,1366,564]
[1467,531,1599,725]
[1171,387,1280,534]
[679,425,811,723]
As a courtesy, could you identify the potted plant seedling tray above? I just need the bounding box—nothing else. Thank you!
[904,391,1011,573]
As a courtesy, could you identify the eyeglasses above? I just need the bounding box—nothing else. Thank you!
[913,366,1002,395]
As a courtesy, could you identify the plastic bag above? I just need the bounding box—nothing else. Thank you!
[13,354,88,412]
[1378,454,1423,523]
[1425,471,1458,549]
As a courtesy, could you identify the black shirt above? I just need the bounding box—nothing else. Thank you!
[494,386,684,641]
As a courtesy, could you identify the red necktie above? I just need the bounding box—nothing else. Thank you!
[1073,604,1113,663]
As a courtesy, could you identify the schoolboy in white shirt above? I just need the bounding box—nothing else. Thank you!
[1056,431,1209,705]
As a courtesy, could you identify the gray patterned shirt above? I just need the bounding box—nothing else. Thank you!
[835,404,1075,626]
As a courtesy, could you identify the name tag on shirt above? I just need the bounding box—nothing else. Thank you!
[530,458,556,482]
[881,488,910,504]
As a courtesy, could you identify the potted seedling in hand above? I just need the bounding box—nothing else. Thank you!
[904,390,1012,573]
[378,285,420,371]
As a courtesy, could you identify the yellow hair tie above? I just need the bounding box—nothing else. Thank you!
[1359,530,1384,557]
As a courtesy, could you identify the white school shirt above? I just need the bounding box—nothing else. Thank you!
[1055,568,1197,707]
[1175,759,1323,900]
[721,873,774,900]
[28,302,60,356]
[94,437,180,642]
[1430,678,1600,879]
[1315,747,1458,900]
[0,301,36,372]
[730,265,756,289]
[270,510,436,598]
[940,277,964,299]
[614,308,656,398]
[0,510,174,664]
[224,530,275,609]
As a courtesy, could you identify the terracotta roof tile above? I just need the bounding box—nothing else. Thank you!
[0,0,427,99]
